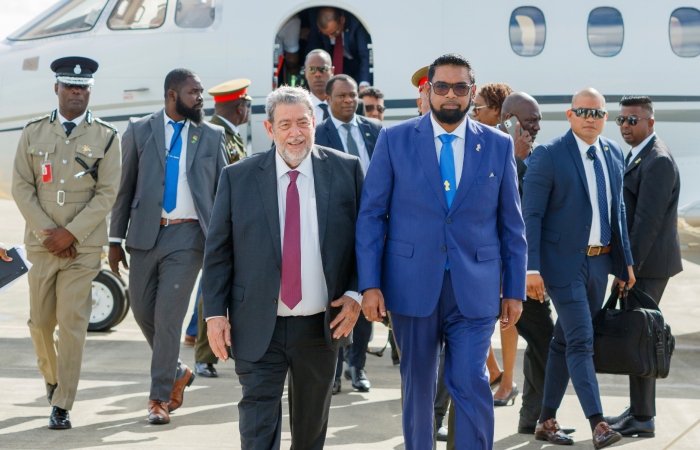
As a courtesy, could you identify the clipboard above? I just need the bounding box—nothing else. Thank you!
[0,248,30,290]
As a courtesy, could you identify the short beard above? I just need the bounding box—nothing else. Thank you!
[277,135,314,167]
[176,95,204,125]
[429,97,471,125]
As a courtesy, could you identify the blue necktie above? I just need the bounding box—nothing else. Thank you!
[439,134,457,270]
[586,146,611,246]
[163,121,184,213]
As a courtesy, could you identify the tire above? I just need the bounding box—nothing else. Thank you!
[88,270,128,332]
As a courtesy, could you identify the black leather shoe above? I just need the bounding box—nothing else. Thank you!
[610,415,655,437]
[46,383,57,405]
[332,377,341,395]
[49,406,71,430]
[194,362,218,378]
[348,366,371,392]
[604,407,630,425]
[518,418,576,435]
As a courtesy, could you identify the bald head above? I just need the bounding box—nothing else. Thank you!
[305,49,332,67]
[572,87,605,108]
[500,92,542,141]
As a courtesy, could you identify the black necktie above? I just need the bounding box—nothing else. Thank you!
[625,151,632,166]
[64,122,76,137]
[319,103,330,121]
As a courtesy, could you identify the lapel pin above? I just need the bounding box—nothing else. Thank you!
[489,173,495,177]
[191,135,198,144]
[604,146,609,151]
[635,158,641,164]
[476,144,481,152]
[365,132,370,136]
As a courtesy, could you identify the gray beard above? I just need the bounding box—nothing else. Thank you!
[277,140,313,167]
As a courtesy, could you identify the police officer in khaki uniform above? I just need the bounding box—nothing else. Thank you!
[209,78,252,163]
[11,57,121,430]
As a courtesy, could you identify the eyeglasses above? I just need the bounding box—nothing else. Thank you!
[429,82,473,97]
[365,104,385,113]
[305,65,332,74]
[472,105,489,112]
[615,115,653,126]
[570,107,607,120]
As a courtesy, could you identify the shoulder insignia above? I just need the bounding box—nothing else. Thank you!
[86,110,93,124]
[94,117,119,133]
[26,113,50,127]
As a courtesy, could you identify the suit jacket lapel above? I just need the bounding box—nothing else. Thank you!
[357,117,377,159]
[256,149,282,267]
[414,114,448,212]
[625,135,656,175]
[312,146,331,251]
[151,110,167,169]
[449,118,485,213]
[325,120,345,153]
[566,130,591,202]
[186,122,203,172]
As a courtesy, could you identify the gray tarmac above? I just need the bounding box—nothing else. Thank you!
[1,198,699,449]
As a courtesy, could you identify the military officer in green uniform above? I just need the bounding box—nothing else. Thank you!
[208,78,251,163]
[11,57,121,430]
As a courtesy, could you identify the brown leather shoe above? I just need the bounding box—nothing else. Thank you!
[147,399,170,424]
[168,366,195,412]
[593,422,622,448]
[535,418,574,445]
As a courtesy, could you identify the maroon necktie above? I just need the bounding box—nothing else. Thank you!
[281,171,302,309]
[333,33,344,75]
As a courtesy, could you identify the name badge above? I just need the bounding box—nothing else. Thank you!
[41,161,53,183]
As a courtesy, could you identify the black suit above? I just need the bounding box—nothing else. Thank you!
[623,135,682,417]
[315,114,381,376]
[202,146,364,449]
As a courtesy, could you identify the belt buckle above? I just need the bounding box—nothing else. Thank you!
[587,246,601,257]
[56,190,65,206]
[163,218,170,227]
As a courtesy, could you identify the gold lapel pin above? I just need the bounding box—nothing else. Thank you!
[191,135,198,144]
[476,144,481,152]
[604,146,609,151]
[365,132,370,136]
[635,158,641,164]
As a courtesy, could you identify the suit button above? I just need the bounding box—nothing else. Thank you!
[581,249,585,253]
[441,246,447,252]
[446,218,452,224]
[272,299,277,304]
[586,225,591,230]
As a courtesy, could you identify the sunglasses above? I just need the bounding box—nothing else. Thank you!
[429,82,473,97]
[305,65,332,74]
[615,115,652,126]
[472,105,489,112]
[365,104,385,113]
[571,108,607,119]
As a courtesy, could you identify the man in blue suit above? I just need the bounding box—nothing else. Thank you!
[523,88,634,448]
[356,54,527,449]
[315,74,381,394]
[305,8,372,88]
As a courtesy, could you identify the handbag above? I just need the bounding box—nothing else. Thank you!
[593,285,675,378]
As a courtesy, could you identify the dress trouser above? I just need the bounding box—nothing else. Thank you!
[542,254,611,418]
[26,250,101,411]
[335,313,372,377]
[392,271,497,450]
[629,277,669,417]
[235,313,338,450]
[514,297,555,426]
[128,222,204,402]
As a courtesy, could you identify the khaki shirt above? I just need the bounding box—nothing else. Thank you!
[210,115,246,163]
[12,110,122,253]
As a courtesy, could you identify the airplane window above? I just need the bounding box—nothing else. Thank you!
[670,8,700,57]
[509,7,546,56]
[176,0,215,29]
[588,7,624,57]
[8,0,108,40]
[108,0,167,30]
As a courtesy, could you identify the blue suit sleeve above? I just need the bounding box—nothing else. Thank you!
[522,144,555,272]
[355,22,372,84]
[498,138,527,300]
[356,127,393,292]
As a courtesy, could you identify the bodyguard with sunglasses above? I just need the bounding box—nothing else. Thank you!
[523,88,634,448]
[604,96,681,438]
[357,54,527,449]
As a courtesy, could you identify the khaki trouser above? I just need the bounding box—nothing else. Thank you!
[26,250,101,411]
[195,294,218,364]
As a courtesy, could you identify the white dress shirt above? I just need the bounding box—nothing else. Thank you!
[329,114,371,173]
[216,114,240,136]
[431,113,467,188]
[275,151,359,316]
[627,132,656,166]
[572,133,612,246]
[57,110,86,132]
[311,93,329,128]
[162,111,198,221]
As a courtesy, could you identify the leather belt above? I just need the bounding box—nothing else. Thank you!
[160,218,198,226]
[586,245,611,256]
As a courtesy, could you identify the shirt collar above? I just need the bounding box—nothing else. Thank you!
[630,132,656,155]
[310,93,327,107]
[57,110,86,127]
[216,114,239,134]
[163,110,189,129]
[331,113,358,130]
[275,147,314,181]
[572,131,601,155]
[430,112,467,141]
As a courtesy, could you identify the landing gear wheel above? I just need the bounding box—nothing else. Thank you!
[88,270,130,331]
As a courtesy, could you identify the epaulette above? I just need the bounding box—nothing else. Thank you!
[94,117,119,133]
[25,113,50,127]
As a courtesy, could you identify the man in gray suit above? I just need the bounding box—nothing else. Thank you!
[203,86,363,449]
[108,68,228,425]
